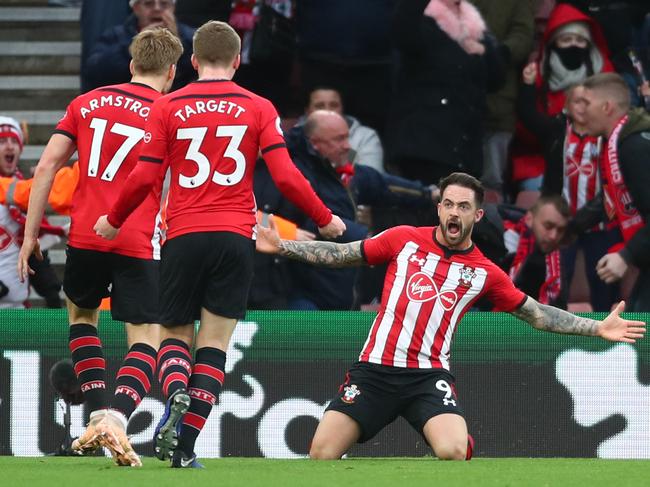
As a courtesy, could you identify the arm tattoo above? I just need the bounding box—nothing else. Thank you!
[278,240,365,268]
[511,296,599,337]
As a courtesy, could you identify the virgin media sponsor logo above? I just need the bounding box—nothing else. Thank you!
[406,272,457,309]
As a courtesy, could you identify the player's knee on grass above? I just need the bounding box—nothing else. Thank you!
[309,441,344,460]
[433,440,467,461]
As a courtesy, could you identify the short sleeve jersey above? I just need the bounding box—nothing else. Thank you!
[360,226,527,370]
[55,82,164,259]
[138,79,289,240]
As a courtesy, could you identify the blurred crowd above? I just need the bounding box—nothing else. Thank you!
[6,0,650,311]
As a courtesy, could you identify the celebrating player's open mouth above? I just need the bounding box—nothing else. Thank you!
[442,217,464,243]
[447,219,461,236]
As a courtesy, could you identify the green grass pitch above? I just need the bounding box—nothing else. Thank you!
[3,457,650,487]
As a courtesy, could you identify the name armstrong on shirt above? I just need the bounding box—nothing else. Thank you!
[79,93,151,119]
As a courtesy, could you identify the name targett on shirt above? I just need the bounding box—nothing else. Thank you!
[79,94,151,119]
[173,100,246,122]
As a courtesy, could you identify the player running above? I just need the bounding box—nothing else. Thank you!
[18,28,184,467]
[256,171,645,460]
[93,21,346,468]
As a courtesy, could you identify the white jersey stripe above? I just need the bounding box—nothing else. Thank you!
[392,252,441,367]
[438,266,487,370]
[417,301,445,367]
[416,264,459,368]
[365,241,419,363]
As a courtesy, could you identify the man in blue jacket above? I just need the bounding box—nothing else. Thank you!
[83,0,195,92]
[283,110,438,310]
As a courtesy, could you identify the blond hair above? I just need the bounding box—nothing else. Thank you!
[193,21,240,67]
[129,27,183,76]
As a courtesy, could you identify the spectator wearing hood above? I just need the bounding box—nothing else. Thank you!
[510,3,613,191]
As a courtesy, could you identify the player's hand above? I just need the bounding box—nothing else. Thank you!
[17,236,42,283]
[522,62,537,85]
[596,252,627,283]
[93,215,119,240]
[318,215,346,239]
[256,214,282,254]
[597,301,646,343]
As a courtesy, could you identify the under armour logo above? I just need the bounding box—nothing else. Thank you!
[409,254,426,266]
[443,397,456,406]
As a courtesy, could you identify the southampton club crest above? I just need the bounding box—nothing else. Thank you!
[458,265,476,288]
[342,384,361,404]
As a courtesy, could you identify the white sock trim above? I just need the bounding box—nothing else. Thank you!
[89,408,108,422]
[106,409,128,431]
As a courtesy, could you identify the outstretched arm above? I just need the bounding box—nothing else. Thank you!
[511,297,645,343]
[256,215,364,268]
[278,240,364,268]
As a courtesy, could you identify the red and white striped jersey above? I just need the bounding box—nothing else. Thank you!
[360,226,527,370]
[563,127,602,216]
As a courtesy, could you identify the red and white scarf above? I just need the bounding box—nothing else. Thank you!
[601,114,645,250]
[507,218,562,305]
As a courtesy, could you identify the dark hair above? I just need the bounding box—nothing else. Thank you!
[530,194,570,219]
[304,86,344,109]
[439,172,484,206]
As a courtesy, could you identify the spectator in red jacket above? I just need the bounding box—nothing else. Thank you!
[510,3,613,192]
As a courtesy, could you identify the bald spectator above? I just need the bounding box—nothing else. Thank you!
[282,110,438,310]
[293,87,385,174]
[83,0,195,92]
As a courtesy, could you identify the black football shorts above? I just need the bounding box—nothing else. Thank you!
[63,245,160,324]
[326,361,465,442]
[159,231,255,325]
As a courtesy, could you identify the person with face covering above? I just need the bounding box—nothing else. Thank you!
[510,3,614,192]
